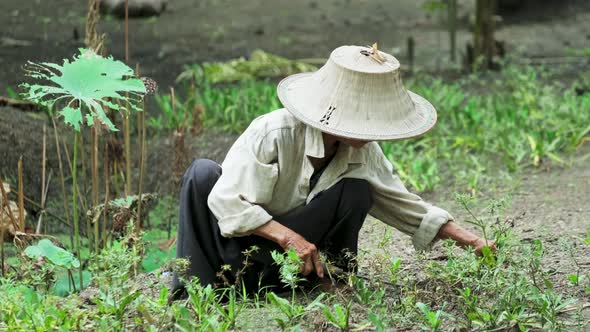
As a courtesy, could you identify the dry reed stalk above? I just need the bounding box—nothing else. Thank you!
[18,158,24,231]
[136,65,146,232]
[35,174,51,235]
[52,118,73,248]
[123,0,132,196]
[85,0,106,53]
[125,0,129,62]
[136,64,142,169]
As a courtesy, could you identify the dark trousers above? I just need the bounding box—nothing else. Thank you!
[172,159,373,294]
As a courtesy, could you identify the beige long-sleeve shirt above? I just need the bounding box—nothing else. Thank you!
[207,109,453,251]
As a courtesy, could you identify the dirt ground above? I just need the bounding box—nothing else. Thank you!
[1,0,590,95]
[1,0,589,198]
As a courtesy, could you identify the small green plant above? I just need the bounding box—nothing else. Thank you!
[266,249,324,330]
[416,302,445,332]
[318,301,352,332]
[387,257,402,285]
[23,239,82,293]
[352,276,385,308]
[152,91,195,132]
[266,291,324,330]
[94,288,141,323]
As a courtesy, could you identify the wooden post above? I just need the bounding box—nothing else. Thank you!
[448,0,458,63]
[473,0,497,70]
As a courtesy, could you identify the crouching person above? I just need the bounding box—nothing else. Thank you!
[171,45,492,299]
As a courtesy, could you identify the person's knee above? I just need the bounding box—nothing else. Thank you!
[340,178,373,212]
[184,158,221,190]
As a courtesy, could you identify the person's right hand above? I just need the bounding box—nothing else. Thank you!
[253,220,324,278]
[281,230,324,278]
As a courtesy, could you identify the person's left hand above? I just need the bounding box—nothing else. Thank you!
[473,238,496,256]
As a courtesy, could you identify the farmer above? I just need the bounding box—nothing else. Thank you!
[171,45,491,298]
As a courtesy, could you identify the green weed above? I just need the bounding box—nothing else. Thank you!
[161,64,590,193]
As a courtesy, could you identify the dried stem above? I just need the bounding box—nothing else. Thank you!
[91,125,99,252]
[125,0,129,63]
[123,0,133,197]
[136,67,146,232]
[62,139,88,216]
[35,173,51,235]
[0,178,19,234]
[136,96,147,231]
[10,191,70,231]
[52,117,73,248]
[18,158,24,231]
[124,111,132,196]
[36,125,47,234]
[102,142,110,248]
[85,0,105,53]
[72,131,84,289]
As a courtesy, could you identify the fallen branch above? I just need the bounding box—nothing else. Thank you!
[0,97,39,112]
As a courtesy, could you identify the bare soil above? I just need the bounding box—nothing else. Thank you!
[1,0,589,95]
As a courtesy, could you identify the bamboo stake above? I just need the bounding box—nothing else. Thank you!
[18,158,24,232]
[52,117,73,248]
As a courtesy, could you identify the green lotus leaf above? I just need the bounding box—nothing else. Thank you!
[21,48,146,132]
[24,239,80,269]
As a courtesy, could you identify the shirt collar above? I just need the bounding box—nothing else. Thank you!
[304,125,325,159]
[304,125,365,164]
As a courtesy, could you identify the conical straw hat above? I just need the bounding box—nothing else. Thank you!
[277,45,437,141]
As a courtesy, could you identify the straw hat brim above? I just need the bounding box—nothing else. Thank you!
[277,73,437,141]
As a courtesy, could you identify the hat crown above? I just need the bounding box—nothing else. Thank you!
[330,45,400,74]
[277,45,437,141]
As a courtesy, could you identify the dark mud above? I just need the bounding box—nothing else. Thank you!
[1,0,589,96]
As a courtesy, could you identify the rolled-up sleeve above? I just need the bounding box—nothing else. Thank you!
[207,132,278,237]
[366,147,453,251]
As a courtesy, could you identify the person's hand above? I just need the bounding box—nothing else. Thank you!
[280,230,324,278]
[473,238,496,256]
[252,220,324,278]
